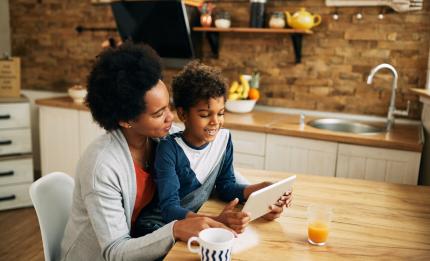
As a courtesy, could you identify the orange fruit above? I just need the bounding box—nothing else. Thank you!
[248,88,260,100]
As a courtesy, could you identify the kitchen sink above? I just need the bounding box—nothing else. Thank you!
[307,118,385,134]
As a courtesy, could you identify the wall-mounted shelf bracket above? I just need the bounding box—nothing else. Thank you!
[193,27,313,63]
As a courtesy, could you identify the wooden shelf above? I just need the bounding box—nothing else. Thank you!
[192,27,313,63]
[193,27,313,34]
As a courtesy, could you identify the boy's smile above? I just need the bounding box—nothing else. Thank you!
[180,97,225,148]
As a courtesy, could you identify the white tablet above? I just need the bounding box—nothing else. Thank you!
[242,175,296,221]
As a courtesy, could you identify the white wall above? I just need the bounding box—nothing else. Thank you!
[0,0,11,55]
[21,90,67,174]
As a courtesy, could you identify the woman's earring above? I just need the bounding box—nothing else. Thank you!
[128,124,132,128]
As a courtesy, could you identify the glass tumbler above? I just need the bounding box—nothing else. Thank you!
[307,204,332,246]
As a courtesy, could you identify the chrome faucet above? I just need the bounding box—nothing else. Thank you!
[367,63,410,132]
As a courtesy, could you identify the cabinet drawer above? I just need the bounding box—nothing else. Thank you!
[0,103,30,129]
[0,182,32,210]
[0,129,32,156]
[230,129,266,156]
[234,153,265,170]
[0,157,33,185]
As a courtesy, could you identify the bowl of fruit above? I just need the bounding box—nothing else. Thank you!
[226,73,260,113]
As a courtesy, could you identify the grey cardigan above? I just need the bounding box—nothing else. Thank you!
[60,129,176,261]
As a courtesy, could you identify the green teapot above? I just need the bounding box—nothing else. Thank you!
[285,8,321,30]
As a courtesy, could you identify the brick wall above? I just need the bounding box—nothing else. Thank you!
[10,0,430,118]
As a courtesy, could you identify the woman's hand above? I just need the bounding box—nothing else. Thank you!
[262,191,293,221]
[214,198,251,234]
[173,217,234,242]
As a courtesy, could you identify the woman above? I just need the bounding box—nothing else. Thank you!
[60,43,231,261]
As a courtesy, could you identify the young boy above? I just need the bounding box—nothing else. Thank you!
[154,61,291,233]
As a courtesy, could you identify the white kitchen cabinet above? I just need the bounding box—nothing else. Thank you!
[39,106,104,177]
[265,134,338,177]
[0,157,33,186]
[0,98,33,210]
[39,106,80,176]
[78,110,105,155]
[230,129,266,169]
[234,153,265,170]
[336,144,421,185]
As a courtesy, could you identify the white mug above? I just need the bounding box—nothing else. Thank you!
[187,228,235,261]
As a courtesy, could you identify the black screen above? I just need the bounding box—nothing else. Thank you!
[111,0,195,59]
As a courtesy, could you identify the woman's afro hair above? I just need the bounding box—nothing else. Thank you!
[86,42,162,131]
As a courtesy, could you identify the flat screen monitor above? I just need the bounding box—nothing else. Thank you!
[111,0,198,67]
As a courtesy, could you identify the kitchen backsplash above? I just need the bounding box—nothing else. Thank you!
[10,0,429,119]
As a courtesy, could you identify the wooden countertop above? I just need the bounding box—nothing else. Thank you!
[36,96,88,111]
[165,169,430,260]
[411,88,430,99]
[36,97,423,152]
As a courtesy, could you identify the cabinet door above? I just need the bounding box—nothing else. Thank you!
[336,144,421,185]
[230,129,266,156]
[265,134,337,177]
[78,111,105,155]
[234,153,265,170]
[39,106,79,176]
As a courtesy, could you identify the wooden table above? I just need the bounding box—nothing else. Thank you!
[165,169,430,260]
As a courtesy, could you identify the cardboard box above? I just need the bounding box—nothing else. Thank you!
[0,57,21,98]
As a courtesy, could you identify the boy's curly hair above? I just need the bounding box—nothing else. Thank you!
[172,61,227,111]
[86,42,162,131]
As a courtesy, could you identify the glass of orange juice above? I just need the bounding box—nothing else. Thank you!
[307,205,332,246]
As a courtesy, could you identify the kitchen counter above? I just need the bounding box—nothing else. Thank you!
[36,96,423,152]
[165,168,430,260]
[411,88,430,99]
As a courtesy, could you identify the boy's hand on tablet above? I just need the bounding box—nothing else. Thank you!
[215,198,251,234]
[262,191,293,221]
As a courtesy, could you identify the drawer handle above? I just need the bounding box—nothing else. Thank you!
[0,194,16,202]
[0,140,12,145]
[0,114,11,120]
[0,171,14,177]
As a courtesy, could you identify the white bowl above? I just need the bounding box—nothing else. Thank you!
[68,85,87,104]
[225,99,256,113]
[215,19,231,29]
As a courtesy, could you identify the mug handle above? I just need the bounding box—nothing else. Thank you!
[187,236,200,254]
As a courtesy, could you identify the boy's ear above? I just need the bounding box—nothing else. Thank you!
[177,107,187,122]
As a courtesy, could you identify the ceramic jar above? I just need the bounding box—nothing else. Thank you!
[269,12,286,29]
[215,11,231,29]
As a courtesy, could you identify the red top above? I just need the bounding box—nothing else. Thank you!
[131,162,156,226]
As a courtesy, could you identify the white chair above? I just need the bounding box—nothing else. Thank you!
[29,172,74,261]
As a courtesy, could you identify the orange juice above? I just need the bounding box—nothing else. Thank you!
[308,221,329,244]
